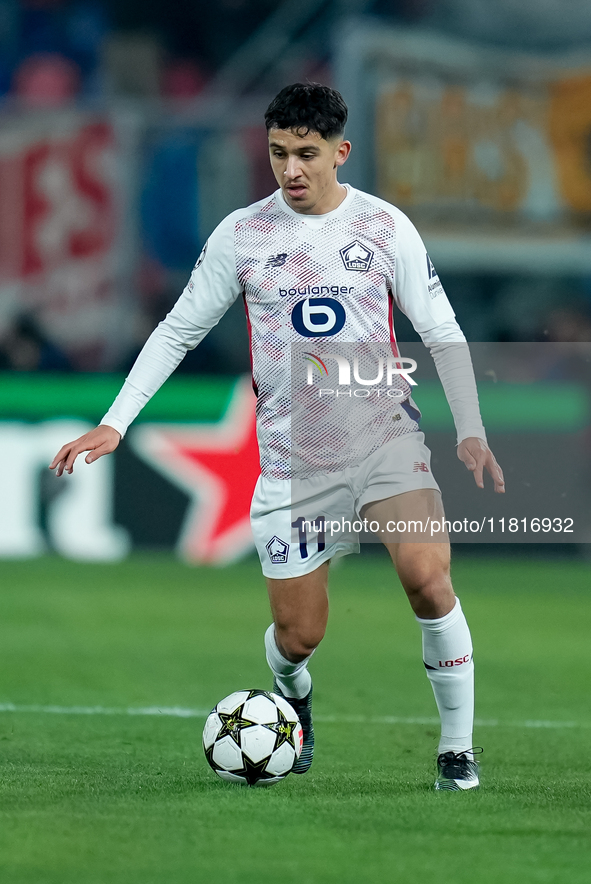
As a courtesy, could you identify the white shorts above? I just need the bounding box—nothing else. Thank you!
[251,432,440,579]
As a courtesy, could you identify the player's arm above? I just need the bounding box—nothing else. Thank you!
[391,211,504,493]
[423,329,505,494]
[49,212,245,475]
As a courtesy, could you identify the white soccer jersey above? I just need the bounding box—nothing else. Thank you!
[102,185,479,479]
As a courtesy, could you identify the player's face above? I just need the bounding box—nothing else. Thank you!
[268,128,351,215]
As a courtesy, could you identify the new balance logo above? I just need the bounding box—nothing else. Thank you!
[413,462,429,473]
[265,253,288,268]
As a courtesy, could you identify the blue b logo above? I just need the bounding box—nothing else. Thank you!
[291,298,346,337]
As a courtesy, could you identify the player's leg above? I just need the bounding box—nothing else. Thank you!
[251,471,356,687]
[362,490,478,789]
[363,488,455,614]
[250,470,357,775]
[265,561,329,688]
[264,563,329,773]
[389,536,475,764]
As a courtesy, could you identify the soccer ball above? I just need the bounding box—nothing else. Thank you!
[203,689,303,786]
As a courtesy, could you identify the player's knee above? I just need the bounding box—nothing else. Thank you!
[410,577,451,606]
[397,548,452,608]
[398,545,449,587]
[407,567,455,619]
[275,623,324,661]
[407,563,450,595]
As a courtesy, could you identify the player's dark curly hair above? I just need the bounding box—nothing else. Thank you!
[265,83,348,140]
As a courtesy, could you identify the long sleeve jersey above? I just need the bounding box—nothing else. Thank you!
[102,185,486,478]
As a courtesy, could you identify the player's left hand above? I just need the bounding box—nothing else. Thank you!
[457,437,505,493]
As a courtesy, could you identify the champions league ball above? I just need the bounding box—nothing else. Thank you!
[203,689,303,786]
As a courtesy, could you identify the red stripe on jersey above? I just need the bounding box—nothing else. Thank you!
[387,291,400,358]
[242,294,258,397]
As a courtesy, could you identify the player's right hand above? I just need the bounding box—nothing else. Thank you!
[49,425,121,477]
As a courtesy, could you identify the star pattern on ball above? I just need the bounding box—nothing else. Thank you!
[216,706,254,746]
[234,755,278,786]
[268,708,299,750]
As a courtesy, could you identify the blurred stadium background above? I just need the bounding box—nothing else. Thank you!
[0,0,590,562]
[1,4,591,882]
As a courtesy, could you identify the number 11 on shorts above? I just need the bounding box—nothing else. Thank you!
[291,517,326,559]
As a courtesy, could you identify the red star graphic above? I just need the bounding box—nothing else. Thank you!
[130,378,260,563]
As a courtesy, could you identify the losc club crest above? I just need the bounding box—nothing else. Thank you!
[266,535,290,564]
[339,240,374,272]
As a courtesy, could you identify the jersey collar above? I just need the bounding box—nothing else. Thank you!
[275,184,355,226]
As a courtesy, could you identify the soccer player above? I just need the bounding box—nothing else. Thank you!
[50,83,504,791]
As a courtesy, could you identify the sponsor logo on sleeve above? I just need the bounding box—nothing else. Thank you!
[426,253,444,299]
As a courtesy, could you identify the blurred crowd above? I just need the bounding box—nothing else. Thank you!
[0,0,107,105]
[0,0,207,105]
[3,0,591,108]
[0,0,590,375]
[0,0,300,106]
[0,312,72,371]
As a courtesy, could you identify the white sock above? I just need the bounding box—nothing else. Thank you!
[264,624,313,699]
[416,597,474,758]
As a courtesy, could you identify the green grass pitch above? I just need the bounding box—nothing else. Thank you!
[0,552,590,883]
